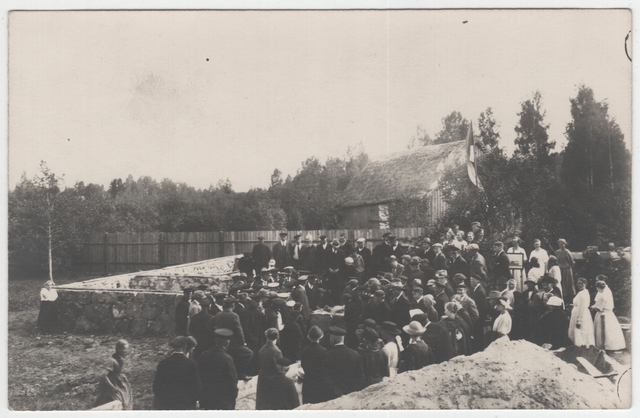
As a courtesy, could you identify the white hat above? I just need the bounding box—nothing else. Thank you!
[345,257,354,265]
[403,321,427,336]
[547,296,563,307]
[356,238,366,243]
[285,300,296,307]
[305,234,313,241]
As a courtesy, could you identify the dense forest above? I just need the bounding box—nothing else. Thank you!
[9,85,631,275]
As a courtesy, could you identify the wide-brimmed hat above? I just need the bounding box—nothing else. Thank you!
[377,321,401,336]
[539,274,556,285]
[283,266,295,271]
[362,327,380,343]
[358,318,377,330]
[557,238,567,245]
[267,282,280,289]
[345,257,354,265]
[356,237,366,243]
[297,275,309,282]
[403,320,427,336]
[279,232,288,237]
[435,277,448,287]
[331,239,341,248]
[328,326,347,336]
[257,235,265,239]
[272,298,286,306]
[547,296,563,307]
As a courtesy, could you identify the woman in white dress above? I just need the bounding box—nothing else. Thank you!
[37,280,58,333]
[507,238,527,292]
[568,277,594,347]
[590,280,626,351]
[547,256,563,298]
[529,239,549,273]
[378,322,402,378]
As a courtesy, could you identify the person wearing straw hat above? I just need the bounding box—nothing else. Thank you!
[398,321,434,373]
[272,232,291,271]
[532,296,572,350]
[197,328,238,410]
[359,327,390,388]
[326,326,364,396]
[265,357,300,410]
[301,326,338,404]
[252,235,272,276]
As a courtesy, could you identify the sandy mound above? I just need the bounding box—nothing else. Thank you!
[298,338,622,410]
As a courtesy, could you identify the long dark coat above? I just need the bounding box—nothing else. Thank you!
[533,308,572,350]
[300,342,338,404]
[422,321,455,363]
[280,321,304,362]
[175,296,191,336]
[292,285,310,320]
[449,256,470,280]
[492,251,511,282]
[372,243,393,273]
[272,241,291,270]
[315,243,331,273]
[266,372,300,410]
[433,252,449,271]
[359,348,389,388]
[153,353,202,410]
[252,242,272,274]
[356,247,372,277]
[398,340,434,373]
[197,346,238,410]
[325,344,364,396]
[189,310,215,360]
[256,343,282,410]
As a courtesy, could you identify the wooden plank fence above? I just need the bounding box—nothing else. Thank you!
[76,228,428,275]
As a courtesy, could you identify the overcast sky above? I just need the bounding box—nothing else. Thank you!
[8,9,631,192]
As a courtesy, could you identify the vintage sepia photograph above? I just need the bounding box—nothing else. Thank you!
[6,7,633,412]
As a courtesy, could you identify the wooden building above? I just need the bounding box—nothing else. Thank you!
[341,140,466,229]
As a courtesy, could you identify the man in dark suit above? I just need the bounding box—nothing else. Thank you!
[289,234,303,270]
[272,232,291,270]
[175,287,193,336]
[326,239,346,305]
[388,283,411,332]
[492,241,511,286]
[305,275,322,311]
[291,275,310,321]
[299,234,316,273]
[433,277,450,318]
[338,233,354,259]
[153,336,202,410]
[371,232,393,273]
[325,326,364,396]
[448,246,470,280]
[354,238,371,278]
[432,243,449,271]
[467,243,489,284]
[189,299,215,360]
[197,328,238,410]
[300,326,338,404]
[252,235,272,276]
[411,313,454,364]
[361,290,392,324]
[469,274,488,352]
[208,297,253,381]
[314,235,330,274]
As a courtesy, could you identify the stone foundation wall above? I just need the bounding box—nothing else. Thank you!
[56,290,181,335]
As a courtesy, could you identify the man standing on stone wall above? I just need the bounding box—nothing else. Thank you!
[272,232,291,271]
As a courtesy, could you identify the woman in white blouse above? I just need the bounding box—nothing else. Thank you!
[37,280,58,333]
[529,239,549,273]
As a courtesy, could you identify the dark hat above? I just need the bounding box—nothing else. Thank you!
[272,297,286,306]
[362,327,380,343]
[348,278,359,286]
[382,232,391,238]
[214,328,233,339]
[328,326,347,336]
[378,321,401,336]
[308,325,324,340]
[279,231,288,237]
[276,357,293,367]
[331,239,341,248]
[539,274,556,285]
[293,234,302,240]
[319,234,327,239]
[487,290,502,299]
[170,336,191,349]
[342,293,352,301]
[182,286,194,293]
[389,235,397,240]
[359,318,377,330]
[497,277,509,285]
[456,283,468,289]
[411,313,428,326]
[197,284,208,291]
[374,289,385,297]
[293,302,302,311]
[199,298,211,307]
[453,273,467,284]
[257,234,265,239]
[410,258,420,266]
[223,296,236,304]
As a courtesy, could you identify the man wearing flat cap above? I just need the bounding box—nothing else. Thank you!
[355,237,372,278]
[362,289,392,324]
[325,326,364,396]
[432,243,449,271]
[153,336,202,410]
[372,232,394,274]
[272,232,291,270]
[197,328,238,410]
[208,297,253,381]
[252,235,272,277]
[467,243,489,283]
[301,326,338,404]
[338,233,354,259]
[448,246,470,280]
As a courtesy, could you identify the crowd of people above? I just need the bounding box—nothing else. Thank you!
[38,225,630,410]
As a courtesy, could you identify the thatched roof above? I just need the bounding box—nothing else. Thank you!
[342,140,466,208]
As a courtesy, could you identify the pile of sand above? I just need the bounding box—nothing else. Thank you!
[298,338,623,410]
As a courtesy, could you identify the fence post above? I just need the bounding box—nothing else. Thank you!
[218,231,225,257]
[104,232,109,276]
[158,232,165,268]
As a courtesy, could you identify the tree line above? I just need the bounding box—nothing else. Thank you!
[9,85,630,277]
